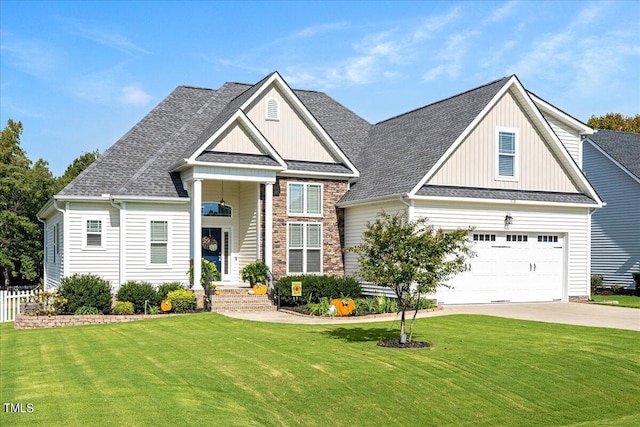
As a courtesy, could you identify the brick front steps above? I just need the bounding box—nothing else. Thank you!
[210,288,277,313]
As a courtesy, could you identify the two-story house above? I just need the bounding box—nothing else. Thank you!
[38,72,602,305]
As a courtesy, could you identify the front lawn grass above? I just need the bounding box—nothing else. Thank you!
[592,294,640,308]
[1,314,639,426]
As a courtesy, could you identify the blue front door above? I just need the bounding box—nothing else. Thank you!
[202,228,222,274]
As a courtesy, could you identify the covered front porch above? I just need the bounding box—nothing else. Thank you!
[185,169,276,291]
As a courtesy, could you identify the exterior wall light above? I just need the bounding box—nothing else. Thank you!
[505,213,513,227]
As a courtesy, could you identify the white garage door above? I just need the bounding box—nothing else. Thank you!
[436,232,564,304]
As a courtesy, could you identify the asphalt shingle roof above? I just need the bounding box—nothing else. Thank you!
[58,72,596,206]
[588,130,640,180]
[339,77,511,203]
[416,185,596,204]
[196,151,281,167]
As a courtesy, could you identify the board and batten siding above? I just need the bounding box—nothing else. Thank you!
[428,89,580,193]
[237,182,260,274]
[343,201,407,278]
[544,115,582,168]
[245,83,336,163]
[207,120,263,155]
[412,201,591,298]
[123,203,191,287]
[66,203,120,286]
[44,212,64,289]
[583,141,640,287]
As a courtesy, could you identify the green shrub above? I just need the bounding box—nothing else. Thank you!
[112,301,134,315]
[275,275,362,307]
[116,281,160,314]
[74,306,102,315]
[157,282,184,300]
[166,289,197,313]
[304,297,332,316]
[591,275,604,291]
[59,274,112,314]
[148,306,161,315]
[412,297,436,310]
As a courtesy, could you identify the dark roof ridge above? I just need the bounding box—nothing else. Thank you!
[593,128,640,136]
[178,85,216,91]
[375,75,511,125]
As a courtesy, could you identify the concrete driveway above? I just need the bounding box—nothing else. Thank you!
[223,302,640,331]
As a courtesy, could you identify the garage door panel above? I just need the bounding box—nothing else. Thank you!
[437,233,564,304]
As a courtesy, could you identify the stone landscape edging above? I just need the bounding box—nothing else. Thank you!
[14,313,181,329]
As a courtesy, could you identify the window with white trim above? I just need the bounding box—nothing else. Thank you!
[53,223,60,263]
[497,129,517,179]
[266,98,279,121]
[288,223,322,274]
[86,220,102,247]
[150,221,168,264]
[288,183,322,216]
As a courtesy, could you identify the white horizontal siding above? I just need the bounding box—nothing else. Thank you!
[66,203,120,287]
[44,212,64,289]
[343,201,407,278]
[123,203,191,288]
[584,142,640,287]
[412,201,591,298]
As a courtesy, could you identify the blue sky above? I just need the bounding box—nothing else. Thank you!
[1,1,639,176]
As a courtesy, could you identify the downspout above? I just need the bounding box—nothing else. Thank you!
[36,214,47,289]
[53,199,69,279]
[109,197,126,287]
[399,196,414,221]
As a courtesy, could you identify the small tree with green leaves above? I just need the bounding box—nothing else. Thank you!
[347,211,472,343]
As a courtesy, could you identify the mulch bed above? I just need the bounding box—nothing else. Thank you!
[377,339,430,349]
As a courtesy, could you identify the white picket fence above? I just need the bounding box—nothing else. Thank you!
[0,289,38,322]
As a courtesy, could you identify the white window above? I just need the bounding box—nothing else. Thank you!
[150,221,168,264]
[288,183,323,216]
[53,223,60,263]
[266,98,279,121]
[497,129,518,180]
[287,223,322,274]
[86,220,102,247]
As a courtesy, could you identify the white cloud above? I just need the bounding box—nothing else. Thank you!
[70,65,152,107]
[484,1,517,24]
[121,85,152,107]
[74,24,150,55]
[422,31,480,81]
[0,32,59,78]
[293,21,349,38]
[412,7,461,41]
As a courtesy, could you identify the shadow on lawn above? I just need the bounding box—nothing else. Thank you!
[319,327,399,343]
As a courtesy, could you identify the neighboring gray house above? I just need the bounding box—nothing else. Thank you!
[583,130,640,288]
[38,72,603,305]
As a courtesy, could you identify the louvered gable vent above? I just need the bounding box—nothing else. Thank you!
[266,98,279,121]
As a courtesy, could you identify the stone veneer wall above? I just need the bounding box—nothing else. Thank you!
[270,177,349,280]
[14,313,180,329]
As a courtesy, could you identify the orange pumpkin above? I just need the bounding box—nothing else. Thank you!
[330,298,356,316]
[253,284,267,295]
[160,299,172,312]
